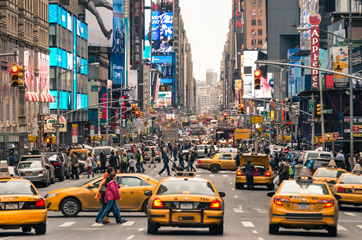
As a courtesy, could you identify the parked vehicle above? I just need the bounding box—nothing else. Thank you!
[299,150,334,165]
[143,146,161,162]
[19,155,55,184]
[48,155,65,181]
[18,161,51,186]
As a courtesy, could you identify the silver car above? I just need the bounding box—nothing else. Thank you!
[143,146,161,162]
[18,161,50,187]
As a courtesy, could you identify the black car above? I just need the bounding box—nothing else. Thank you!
[48,154,65,181]
[305,158,346,174]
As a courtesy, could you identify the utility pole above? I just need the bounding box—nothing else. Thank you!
[349,0,354,169]
[319,68,325,150]
[311,93,315,150]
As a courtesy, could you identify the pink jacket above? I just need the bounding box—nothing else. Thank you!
[105,180,121,202]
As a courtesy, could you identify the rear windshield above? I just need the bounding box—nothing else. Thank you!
[307,159,345,169]
[20,157,42,162]
[0,181,37,195]
[320,154,332,159]
[18,162,42,169]
[314,168,345,178]
[306,153,318,160]
[156,180,216,196]
[279,181,329,195]
[340,175,362,184]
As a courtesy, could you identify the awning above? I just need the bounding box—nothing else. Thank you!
[26,92,56,103]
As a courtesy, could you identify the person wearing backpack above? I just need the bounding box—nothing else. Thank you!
[279,159,290,184]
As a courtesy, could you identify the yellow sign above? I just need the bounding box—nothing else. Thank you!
[72,124,77,128]
[144,121,149,126]
[251,116,264,124]
[271,110,274,120]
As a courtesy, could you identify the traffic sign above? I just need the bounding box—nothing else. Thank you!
[307,118,319,122]
[308,100,314,112]
[269,78,274,88]
[52,123,64,128]
[251,116,264,124]
[323,109,333,114]
[261,111,268,116]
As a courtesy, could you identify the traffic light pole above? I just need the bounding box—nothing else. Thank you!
[319,69,325,150]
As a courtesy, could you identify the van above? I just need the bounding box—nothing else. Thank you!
[300,150,334,165]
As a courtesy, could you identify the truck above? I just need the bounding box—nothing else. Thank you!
[234,129,250,141]
[163,129,179,142]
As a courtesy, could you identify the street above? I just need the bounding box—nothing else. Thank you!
[1,165,362,240]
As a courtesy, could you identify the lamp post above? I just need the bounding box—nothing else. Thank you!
[56,62,99,152]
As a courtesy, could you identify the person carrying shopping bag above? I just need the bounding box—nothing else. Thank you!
[86,154,94,178]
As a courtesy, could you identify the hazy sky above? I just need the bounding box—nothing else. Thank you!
[179,0,232,81]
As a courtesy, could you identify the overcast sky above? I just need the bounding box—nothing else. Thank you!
[179,0,232,81]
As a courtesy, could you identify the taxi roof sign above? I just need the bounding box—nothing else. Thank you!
[175,172,195,177]
[0,161,11,179]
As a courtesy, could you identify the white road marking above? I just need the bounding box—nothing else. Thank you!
[338,224,347,231]
[230,182,232,184]
[233,207,244,213]
[196,174,201,177]
[357,225,362,229]
[138,228,145,232]
[241,221,255,227]
[209,174,214,177]
[235,195,238,198]
[344,212,356,216]
[257,209,268,214]
[252,230,258,234]
[231,188,235,191]
[126,235,135,240]
[0,237,13,240]
[91,223,103,227]
[223,175,228,177]
[121,221,135,226]
[59,222,76,227]
[258,238,264,240]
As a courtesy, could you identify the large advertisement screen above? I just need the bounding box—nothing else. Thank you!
[156,91,172,108]
[151,0,173,53]
[330,46,349,88]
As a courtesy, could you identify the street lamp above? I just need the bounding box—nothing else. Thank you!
[56,62,99,152]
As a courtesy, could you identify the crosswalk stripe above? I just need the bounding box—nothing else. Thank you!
[138,228,144,232]
[59,222,75,227]
[121,221,135,226]
[241,221,255,227]
[337,224,347,231]
[91,223,103,227]
[196,174,201,177]
[235,195,238,198]
[209,174,214,177]
[223,175,228,177]
[233,208,244,213]
[126,235,135,240]
[252,230,258,234]
[344,212,356,216]
[357,225,362,229]
[257,209,267,214]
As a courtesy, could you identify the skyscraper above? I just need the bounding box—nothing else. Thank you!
[206,69,218,86]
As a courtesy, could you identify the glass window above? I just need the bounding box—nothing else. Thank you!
[0,181,37,195]
[258,29,262,35]
[156,180,216,195]
[314,169,345,178]
[279,181,329,195]
[307,153,319,159]
[258,0,262,5]
[252,0,256,4]
[121,177,142,187]
[251,10,256,16]
[50,68,56,89]
[258,39,263,45]
[251,39,257,46]
[244,66,252,74]
[78,0,86,5]
[320,154,332,159]
[252,20,256,26]
[340,175,362,184]
[251,29,256,36]
[258,20,262,26]
[18,161,42,169]
[219,154,232,160]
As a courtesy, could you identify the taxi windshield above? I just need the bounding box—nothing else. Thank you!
[340,175,362,184]
[0,181,37,195]
[279,181,329,195]
[157,180,216,196]
[314,168,345,178]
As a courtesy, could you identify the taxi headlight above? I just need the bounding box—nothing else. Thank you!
[45,193,59,198]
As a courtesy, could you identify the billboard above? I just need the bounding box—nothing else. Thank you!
[144,0,152,60]
[151,0,173,53]
[330,46,349,88]
[156,91,172,108]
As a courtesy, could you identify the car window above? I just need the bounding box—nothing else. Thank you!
[18,162,42,169]
[20,157,42,162]
[315,168,345,178]
[307,153,318,159]
[156,180,216,195]
[0,181,37,195]
[121,177,142,187]
[78,153,87,160]
[219,154,232,160]
[320,154,332,159]
[91,179,102,189]
[340,175,362,184]
[279,181,329,195]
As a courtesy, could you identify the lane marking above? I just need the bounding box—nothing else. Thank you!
[223,175,228,177]
[138,228,144,232]
[234,195,238,198]
[231,188,235,191]
[197,171,202,173]
[209,174,214,177]
[257,209,268,214]
[252,230,258,234]
[258,238,264,240]
[230,182,232,184]
[196,174,201,177]
[59,222,76,227]
[241,221,255,227]
[337,224,347,231]
[121,221,135,226]
[0,237,13,240]
[233,208,244,213]
[344,212,356,216]
[357,225,362,229]
[91,223,103,227]
[126,235,135,240]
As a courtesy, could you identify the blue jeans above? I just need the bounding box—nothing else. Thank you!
[96,203,107,222]
[159,162,170,176]
[139,162,145,172]
[99,200,122,222]
[179,161,185,170]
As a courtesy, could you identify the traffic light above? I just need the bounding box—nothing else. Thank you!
[46,137,53,148]
[254,69,261,90]
[99,111,102,119]
[10,63,24,87]
[223,112,227,120]
[140,111,143,118]
[135,110,139,118]
[270,100,274,109]
[316,104,321,116]
[239,103,245,114]
[132,104,136,112]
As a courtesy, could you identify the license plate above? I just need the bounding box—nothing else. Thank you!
[25,171,32,175]
[355,189,362,194]
[180,202,193,209]
[6,203,19,210]
[298,203,310,210]
[179,216,194,221]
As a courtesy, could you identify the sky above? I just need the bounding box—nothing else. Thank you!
[179,0,232,81]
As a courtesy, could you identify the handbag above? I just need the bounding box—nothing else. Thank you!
[117,169,120,174]
[99,183,107,194]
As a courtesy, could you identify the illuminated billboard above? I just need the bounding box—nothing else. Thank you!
[156,91,172,108]
[151,0,173,53]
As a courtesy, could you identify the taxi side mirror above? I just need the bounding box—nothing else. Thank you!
[87,184,94,189]
[267,192,275,197]
[329,180,336,184]
[144,190,152,196]
[334,194,342,200]
[219,192,226,198]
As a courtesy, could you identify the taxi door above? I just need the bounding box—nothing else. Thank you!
[80,179,103,209]
[117,176,148,210]
[218,154,236,170]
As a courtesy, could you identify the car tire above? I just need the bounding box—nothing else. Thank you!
[269,224,279,234]
[210,164,220,173]
[267,183,274,190]
[60,198,81,217]
[209,222,224,235]
[77,166,83,175]
[35,223,46,235]
[147,219,158,234]
[235,182,241,189]
[142,199,149,215]
[22,226,32,233]
[59,170,65,182]
[328,226,337,237]
[51,175,56,184]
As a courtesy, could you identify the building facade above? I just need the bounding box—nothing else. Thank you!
[206,69,218,86]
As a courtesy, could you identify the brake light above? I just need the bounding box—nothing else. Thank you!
[53,162,61,166]
[274,197,290,206]
[236,170,243,176]
[318,199,334,208]
[198,160,202,164]
[152,198,164,209]
[157,152,159,155]
[337,186,344,193]
[35,198,45,208]
[39,170,44,174]
[265,171,271,177]
[210,199,221,210]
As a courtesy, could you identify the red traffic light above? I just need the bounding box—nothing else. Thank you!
[135,110,139,115]
[11,65,18,73]
[223,112,227,117]
[240,103,244,108]
[254,69,261,77]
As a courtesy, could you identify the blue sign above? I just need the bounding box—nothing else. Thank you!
[269,78,274,88]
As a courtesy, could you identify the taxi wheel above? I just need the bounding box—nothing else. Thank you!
[209,222,224,235]
[327,226,337,237]
[147,219,159,234]
[210,164,220,173]
[22,226,32,233]
[61,198,81,217]
[35,223,46,235]
[142,200,149,215]
[269,224,279,234]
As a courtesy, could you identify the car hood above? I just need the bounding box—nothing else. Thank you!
[46,187,81,196]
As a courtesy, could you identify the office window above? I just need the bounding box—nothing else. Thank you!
[251,39,257,46]
[258,20,262,26]
[251,29,256,36]
[50,68,56,89]
[258,29,262,35]
[252,20,256,26]
[251,10,256,16]
[258,0,262,6]
[258,39,263,45]
[49,24,56,47]
[78,0,86,5]
[252,0,256,4]
[60,0,69,5]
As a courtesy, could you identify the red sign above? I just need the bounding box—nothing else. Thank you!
[310,14,321,90]
[353,125,360,133]
[325,75,334,89]
[72,125,78,136]
[309,13,322,25]
[332,132,339,140]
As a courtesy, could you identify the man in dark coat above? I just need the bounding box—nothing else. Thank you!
[243,157,254,190]
[100,148,107,173]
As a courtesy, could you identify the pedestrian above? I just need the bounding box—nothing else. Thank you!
[173,144,178,161]
[158,147,171,176]
[71,152,80,180]
[93,153,99,174]
[336,150,345,164]
[243,157,254,190]
[235,151,241,168]
[139,150,145,173]
[95,167,114,223]
[178,150,185,170]
[187,149,196,172]
[99,172,128,224]
[135,150,141,173]
[100,149,107,173]
[279,159,289,184]
[86,153,94,178]
[109,151,118,173]
[128,156,135,173]
[149,147,156,168]
[293,158,304,180]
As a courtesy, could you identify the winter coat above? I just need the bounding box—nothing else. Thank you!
[105,180,120,202]
[244,159,254,176]
[100,152,107,163]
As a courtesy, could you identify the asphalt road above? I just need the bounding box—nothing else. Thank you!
[1,163,362,240]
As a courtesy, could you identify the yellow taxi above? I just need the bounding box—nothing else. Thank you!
[196,153,237,173]
[267,168,339,237]
[312,167,347,186]
[145,172,225,234]
[332,172,362,206]
[45,174,158,217]
[0,161,47,235]
[235,154,274,190]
